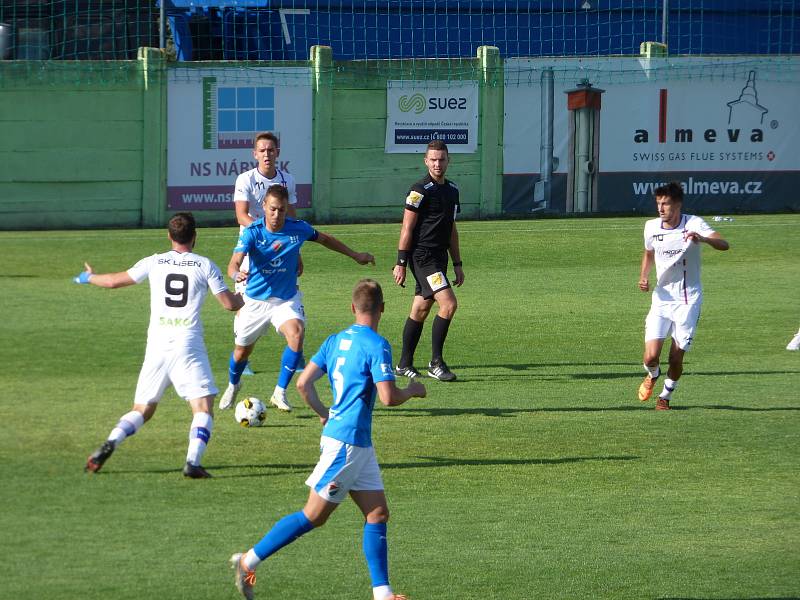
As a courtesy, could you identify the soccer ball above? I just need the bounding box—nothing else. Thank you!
[235,397,267,427]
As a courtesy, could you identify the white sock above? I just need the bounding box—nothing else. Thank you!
[186,412,213,466]
[644,364,660,379]
[243,548,261,571]
[273,385,286,397]
[373,585,394,600]
[108,410,145,446]
[660,378,677,400]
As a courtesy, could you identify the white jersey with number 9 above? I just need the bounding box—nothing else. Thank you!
[127,250,228,344]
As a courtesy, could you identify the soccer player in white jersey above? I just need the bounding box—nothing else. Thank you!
[234,131,300,287]
[77,213,244,478]
[218,185,375,414]
[229,279,425,600]
[233,131,300,375]
[637,182,729,410]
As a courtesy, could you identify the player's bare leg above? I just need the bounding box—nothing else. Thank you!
[655,340,686,410]
[639,338,664,401]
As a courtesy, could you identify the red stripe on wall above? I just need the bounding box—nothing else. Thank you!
[659,89,668,144]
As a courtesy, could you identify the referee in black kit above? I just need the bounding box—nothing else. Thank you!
[392,139,464,382]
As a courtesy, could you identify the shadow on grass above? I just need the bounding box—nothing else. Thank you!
[686,405,800,411]
[571,370,800,381]
[380,406,645,417]
[378,404,800,416]
[107,454,640,478]
[209,453,641,478]
[463,369,799,383]
[459,360,800,373]
[469,362,636,369]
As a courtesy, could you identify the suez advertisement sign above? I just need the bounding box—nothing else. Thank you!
[502,56,800,210]
[385,81,479,153]
[166,68,312,211]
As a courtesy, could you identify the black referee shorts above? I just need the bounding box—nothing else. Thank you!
[409,247,451,299]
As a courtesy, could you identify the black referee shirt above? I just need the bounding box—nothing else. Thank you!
[404,173,460,250]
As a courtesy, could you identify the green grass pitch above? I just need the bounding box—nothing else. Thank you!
[0,215,798,599]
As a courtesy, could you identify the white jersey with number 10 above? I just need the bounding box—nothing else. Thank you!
[644,213,716,305]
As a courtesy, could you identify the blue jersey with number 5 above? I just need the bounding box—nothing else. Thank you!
[311,324,396,447]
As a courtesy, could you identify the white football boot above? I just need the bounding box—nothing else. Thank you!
[270,389,292,412]
[219,383,241,410]
[787,332,800,351]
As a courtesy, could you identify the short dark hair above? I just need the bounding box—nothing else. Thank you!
[352,279,384,314]
[254,131,279,149]
[263,184,289,204]
[168,212,196,244]
[426,139,449,155]
[654,181,684,203]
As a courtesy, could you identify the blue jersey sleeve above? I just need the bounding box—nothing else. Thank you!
[234,225,254,254]
[310,334,336,374]
[294,219,318,243]
[370,338,396,384]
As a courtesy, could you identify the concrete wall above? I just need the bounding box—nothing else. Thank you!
[0,47,502,230]
[312,46,502,224]
[0,50,166,230]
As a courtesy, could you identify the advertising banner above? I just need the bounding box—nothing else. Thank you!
[167,68,312,211]
[503,57,800,213]
[385,81,479,153]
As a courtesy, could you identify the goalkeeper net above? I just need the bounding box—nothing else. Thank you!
[0,1,798,84]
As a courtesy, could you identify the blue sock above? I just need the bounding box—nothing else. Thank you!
[277,346,303,389]
[229,352,248,385]
[363,522,389,587]
[253,510,314,561]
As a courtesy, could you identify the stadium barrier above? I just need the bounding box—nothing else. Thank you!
[2,46,799,231]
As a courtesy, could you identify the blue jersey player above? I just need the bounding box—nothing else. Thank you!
[219,185,375,413]
[229,279,426,600]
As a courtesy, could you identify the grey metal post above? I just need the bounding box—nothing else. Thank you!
[575,107,590,213]
[534,68,554,210]
[661,0,668,47]
[160,1,166,50]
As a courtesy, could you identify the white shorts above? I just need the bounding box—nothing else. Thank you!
[645,301,702,351]
[305,436,384,504]
[134,340,218,404]
[234,290,305,347]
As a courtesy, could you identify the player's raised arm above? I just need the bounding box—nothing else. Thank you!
[684,230,730,251]
[235,201,255,228]
[312,231,375,265]
[73,262,136,289]
[295,361,329,424]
